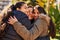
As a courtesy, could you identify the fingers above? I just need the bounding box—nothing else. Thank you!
[10,16,13,19]
[1,23,6,27]
[8,16,18,25]
[8,16,13,23]
[0,23,6,30]
[9,16,16,20]
[9,16,15,21]
[13,16,17,19]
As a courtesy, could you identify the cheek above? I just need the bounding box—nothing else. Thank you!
[22,9,26,12]
[35,13,38,16]
[34,14,39,18]
[23,8,27,11]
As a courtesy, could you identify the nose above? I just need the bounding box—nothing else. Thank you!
[35,13,38,16]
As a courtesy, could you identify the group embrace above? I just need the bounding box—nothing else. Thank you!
[0,2,56,40]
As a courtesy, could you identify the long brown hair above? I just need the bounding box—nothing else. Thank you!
[37,7,56,38]
[48,17,56,38]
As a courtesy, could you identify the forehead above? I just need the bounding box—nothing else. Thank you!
[22,4,27,7]
[34,8,38,11]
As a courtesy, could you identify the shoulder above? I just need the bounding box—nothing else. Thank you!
[13,10,28,19]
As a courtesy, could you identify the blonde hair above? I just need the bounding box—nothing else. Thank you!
[0,3,12,16]
[0,3,12,21]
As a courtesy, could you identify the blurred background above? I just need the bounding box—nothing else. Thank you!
[0,0,60,40]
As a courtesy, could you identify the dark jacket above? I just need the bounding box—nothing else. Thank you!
[2,10,33,40]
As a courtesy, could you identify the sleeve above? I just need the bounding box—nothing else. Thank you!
[14,14,32,30]
[13,18,48,40]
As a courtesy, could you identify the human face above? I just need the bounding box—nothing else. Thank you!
[33,8,39,19]
[20,4,28,14]
[28,7,33,13]
[28,13,34,20]
[28,7,36,20]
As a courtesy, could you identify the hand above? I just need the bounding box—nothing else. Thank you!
[0,23,6,31]
[8,16,18,25]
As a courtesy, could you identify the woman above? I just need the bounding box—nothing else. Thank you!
[1,2,34,40]
[28,6,35,24]
[37,7,56,38]
[8,7,50,40]
[33,7,50,40]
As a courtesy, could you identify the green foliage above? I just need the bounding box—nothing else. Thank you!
[49,6,60,33]
[28,0,37,6]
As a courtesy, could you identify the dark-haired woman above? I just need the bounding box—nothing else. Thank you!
[37,6,56,38]
[34,6,56,40]
[1,2,34,40]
